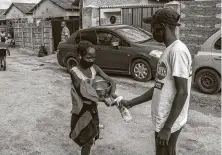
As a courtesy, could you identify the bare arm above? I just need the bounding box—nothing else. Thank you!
[6,48,10,56]
[94,65,116,95]
[126,87,154,108]
[162,76,188,130]
[70,70,81,93]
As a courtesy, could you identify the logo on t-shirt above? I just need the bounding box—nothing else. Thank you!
[156,62,167,80]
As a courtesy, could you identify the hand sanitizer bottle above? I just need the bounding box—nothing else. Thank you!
[114,96,133,123]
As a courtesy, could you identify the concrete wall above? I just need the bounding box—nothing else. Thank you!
[6,6,26,19]
[180,0,221,56]
[83,0,140,7]
[82,7,94,28]
[33,0,78,18]
[82,0,150,28]
[14,21,53,54]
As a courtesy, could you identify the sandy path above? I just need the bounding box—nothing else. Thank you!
[0,48,220,155]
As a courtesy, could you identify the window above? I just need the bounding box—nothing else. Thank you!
[81,30,97,45]
[116,27,151,43]
[214,38,221,50]
[97,31,128,46]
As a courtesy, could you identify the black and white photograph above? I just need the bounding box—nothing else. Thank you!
[0,0,221,155]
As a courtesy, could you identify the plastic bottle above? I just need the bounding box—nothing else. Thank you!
[114,96,133,123]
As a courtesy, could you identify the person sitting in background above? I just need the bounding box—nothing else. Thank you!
[6,33,15,47]
[0,31,6,41]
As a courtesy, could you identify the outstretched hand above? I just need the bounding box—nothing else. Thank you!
[121,100,132,109]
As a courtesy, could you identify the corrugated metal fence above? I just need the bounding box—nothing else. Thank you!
[122,5,164,32]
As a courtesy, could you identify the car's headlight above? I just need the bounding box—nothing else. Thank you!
[149,50,163,58]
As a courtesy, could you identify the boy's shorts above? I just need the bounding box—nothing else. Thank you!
[0,49,6,57]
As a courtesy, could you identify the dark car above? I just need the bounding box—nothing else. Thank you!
[57,25,164,82]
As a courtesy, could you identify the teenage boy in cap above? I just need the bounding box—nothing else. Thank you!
[122,7,192,155]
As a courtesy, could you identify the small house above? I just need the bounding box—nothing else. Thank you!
[4,3,36,23]
[31,0,79,20]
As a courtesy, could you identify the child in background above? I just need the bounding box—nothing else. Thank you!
[0,37,10,71]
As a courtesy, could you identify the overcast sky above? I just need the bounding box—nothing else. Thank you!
[0,0,41,9]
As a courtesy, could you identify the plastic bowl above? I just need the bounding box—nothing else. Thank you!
[92,80,111,97]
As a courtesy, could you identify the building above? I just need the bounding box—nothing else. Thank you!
[0,9,6,32]
[4,3,36,23]
[31,0,79,20]
[72,0,167,28]
[31,0,80,51]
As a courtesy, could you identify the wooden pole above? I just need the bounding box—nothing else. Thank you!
[79,0,83,29]
[42,24,44,46]
[31,26,33,50]
[22,27,24,47]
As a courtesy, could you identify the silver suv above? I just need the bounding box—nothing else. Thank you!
[192,29,221,94]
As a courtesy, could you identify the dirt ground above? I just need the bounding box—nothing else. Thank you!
[0,48,221,155]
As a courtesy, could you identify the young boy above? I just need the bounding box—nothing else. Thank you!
[0,37,10,71]
[69,40,116,155]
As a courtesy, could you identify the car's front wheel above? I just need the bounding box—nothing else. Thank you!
[195,68,221,94]
[66,57,78,72]
[131,59,152,82]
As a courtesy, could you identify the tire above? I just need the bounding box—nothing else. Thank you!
[195,69,221,94]
[131,59,152,82]
[66,57,78,72]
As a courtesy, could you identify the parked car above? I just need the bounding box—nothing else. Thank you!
[57,25,164,82]
[192,29,221,94]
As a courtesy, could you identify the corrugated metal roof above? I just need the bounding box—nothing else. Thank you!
[4,3,36,15]
[0,9,6,20]
[72,0,79,6]
[13,3,36,13]
[100,4,164,9]
[31,0,79,11]
[50,0,79,9]
[0,9,6,15]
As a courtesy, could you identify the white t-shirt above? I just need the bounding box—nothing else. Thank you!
[151,40,192,133]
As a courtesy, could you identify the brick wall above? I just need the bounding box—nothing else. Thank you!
[180,0,221,56]
[14,21,53,54]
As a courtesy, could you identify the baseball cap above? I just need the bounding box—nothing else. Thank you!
[143,7,180,26]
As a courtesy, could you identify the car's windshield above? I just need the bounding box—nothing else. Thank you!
[116,27,151,43]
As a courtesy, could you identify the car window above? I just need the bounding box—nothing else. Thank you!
[116,27,151,43]
[80,30,97,45]
[214,37,221,50]
[97,31,129,46]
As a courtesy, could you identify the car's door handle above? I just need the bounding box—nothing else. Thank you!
[214,56,222,60]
